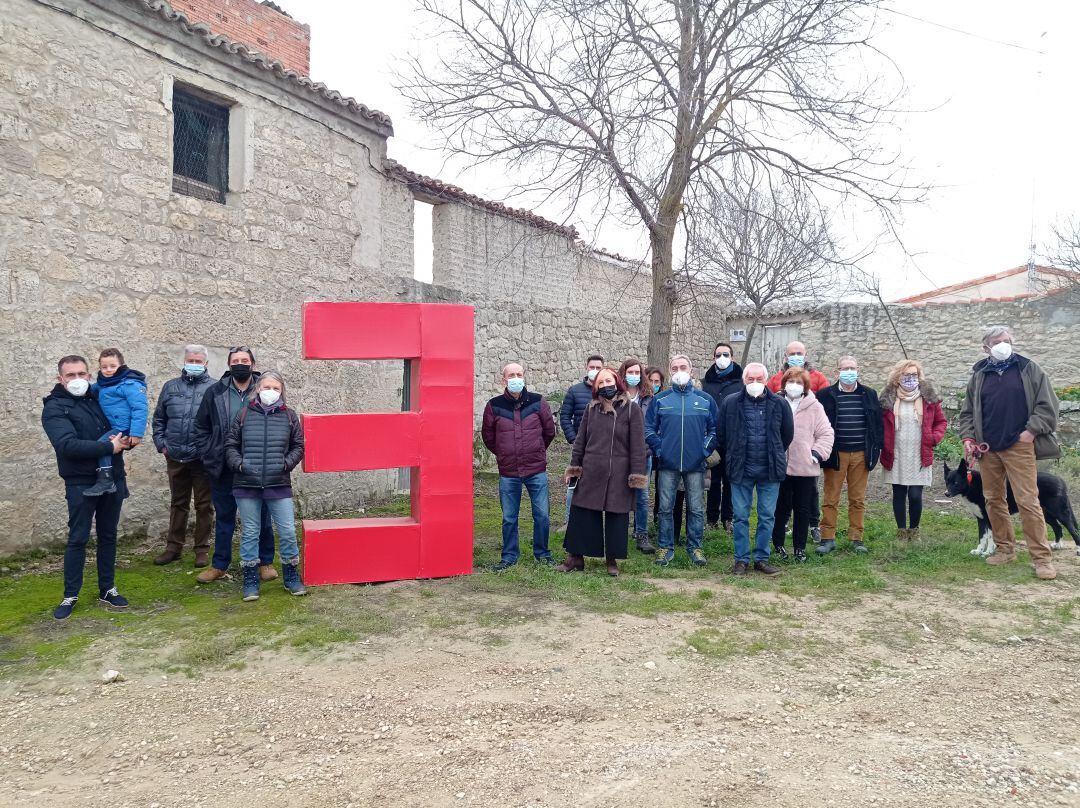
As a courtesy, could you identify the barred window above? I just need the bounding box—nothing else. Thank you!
[172,88,230,204]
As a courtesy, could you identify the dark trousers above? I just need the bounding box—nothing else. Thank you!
[706,463,733,525]
[810,485,820,529]
[210,473,275,570]
[63,482,126,598]
[772,475,818,552]
[891,484,924,529]
[165,458,213,552]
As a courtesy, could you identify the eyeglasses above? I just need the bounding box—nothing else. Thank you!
[228,346,255,361]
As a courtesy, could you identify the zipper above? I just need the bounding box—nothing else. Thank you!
[259,408,269,487]
[679,391,685,472]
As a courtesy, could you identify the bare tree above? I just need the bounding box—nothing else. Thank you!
[686,180,838,365]
[399,0,917,366]
[1047,219,1080,304]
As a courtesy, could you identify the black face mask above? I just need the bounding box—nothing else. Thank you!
[598,385,618,400]
[230,364,253,382]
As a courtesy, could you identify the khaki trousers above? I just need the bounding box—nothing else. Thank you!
[979,441,1052,563]
[821,451,869,541]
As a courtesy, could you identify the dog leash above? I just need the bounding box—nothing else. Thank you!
[967,442,990,483]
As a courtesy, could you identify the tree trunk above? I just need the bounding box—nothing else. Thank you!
[647,227,677,369]
[740,316,761,366]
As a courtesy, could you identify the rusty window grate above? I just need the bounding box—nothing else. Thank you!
[172,88,229,203]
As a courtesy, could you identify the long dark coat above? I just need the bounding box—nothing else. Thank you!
[565,394,649,514]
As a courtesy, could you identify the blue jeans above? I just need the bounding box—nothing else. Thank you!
[498,473,551,564]
[63,481,126,597]
[731,479,781,563]
[237,496,300,565]
[633,456,653,535]
[210,474,275,570]
[96,429,122,468]
[657,469,705,551]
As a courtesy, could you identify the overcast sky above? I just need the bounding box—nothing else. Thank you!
[298,1,1078,300]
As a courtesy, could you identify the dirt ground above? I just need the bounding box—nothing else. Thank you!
[2,576,1078,808]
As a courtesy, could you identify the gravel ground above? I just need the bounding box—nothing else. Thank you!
[2,580,1078,808]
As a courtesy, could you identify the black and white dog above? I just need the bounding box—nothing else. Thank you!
[943,459,1080,557]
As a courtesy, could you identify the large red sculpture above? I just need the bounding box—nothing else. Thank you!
[300,302,475,585]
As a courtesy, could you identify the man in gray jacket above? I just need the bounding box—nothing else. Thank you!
[152,344,215,567]
[957,326,1060,580]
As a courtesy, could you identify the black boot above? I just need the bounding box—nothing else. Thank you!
[82,467,116,498]
[634,532,656,554]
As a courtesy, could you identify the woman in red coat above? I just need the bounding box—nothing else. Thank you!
[880,360,948,541]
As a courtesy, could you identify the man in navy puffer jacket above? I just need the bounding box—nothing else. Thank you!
[645,354,718,568]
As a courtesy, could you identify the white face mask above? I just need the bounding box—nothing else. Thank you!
[785,382,804,399]
[989,342,1013,361]
[745,382,766,398]
[671,370,691,388]
[715,356,731,370]
[259,389,281,407]
[586,369,599,382]
[65,378,89,397]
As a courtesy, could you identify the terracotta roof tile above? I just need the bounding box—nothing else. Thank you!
[125,0,392,133]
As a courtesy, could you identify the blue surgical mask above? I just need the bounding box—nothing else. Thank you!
[506,378,525,394]
[787,355,806,368]
[625,374,641,387]
[184,363,206,376]
[652,383,661,394]
[838,370,858,386]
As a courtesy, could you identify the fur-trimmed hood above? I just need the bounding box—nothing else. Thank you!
[880,379,941,409]
[586,390,632,414]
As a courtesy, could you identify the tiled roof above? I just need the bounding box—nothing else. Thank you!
[892,265,1068,304]
[386,160,579,239]
[125,0,392,134]
[728,300,822,319]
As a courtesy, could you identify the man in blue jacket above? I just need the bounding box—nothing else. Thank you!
[645,354,718,567]
[558,354,604,521]
[716,363,794,576]
[42,355,129,620]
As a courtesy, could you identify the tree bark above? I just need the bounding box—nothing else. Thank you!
[647,227,677,369]
[740,316,761,366]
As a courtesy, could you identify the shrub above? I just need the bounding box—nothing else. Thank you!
[935,428,964,463]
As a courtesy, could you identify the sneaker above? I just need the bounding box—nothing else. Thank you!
[654,548,675,567]
[753,561,781,576]
[773,545,789,561]
[536,556,557,567]
[97,588,129,610]
[492,560,517,572]
[851,540,868,554]
[816,539,836,555]
[241,565,260,601]
[810,527,822,544]
[732,561,749,576]
[282,562,307,596]
[793,549,808,563]
[53,596,78,620]
[689,548,707,567]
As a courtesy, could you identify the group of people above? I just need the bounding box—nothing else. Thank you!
[484,326,1062,581]
[42,345,307,620]
[41,326,1062,620]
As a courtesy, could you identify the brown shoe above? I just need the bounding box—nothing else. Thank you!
[259,564,279,582]
[985,552,1017,566]
[153,548,182,566]
[732,560,749,576]
[555,554,584,573]
[1034,563,1058,581]
[606,558,619,577]
[753,561,781,576]
[196,566,227,583]
[194,551,210,568]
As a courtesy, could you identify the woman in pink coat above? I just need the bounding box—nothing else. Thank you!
[772,368,835,561]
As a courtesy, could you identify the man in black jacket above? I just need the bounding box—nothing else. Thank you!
[42,355,129,620]
[192,347,276,583]
[151,344,215,567]
[701,342,743,531]
[815,356,883,554]
[558,354,604,520]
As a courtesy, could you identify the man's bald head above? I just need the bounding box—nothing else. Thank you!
[785,341,806,357]
[502,362,524,381]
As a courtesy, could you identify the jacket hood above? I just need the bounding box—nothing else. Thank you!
[44,382,98,405]
[96,366,146,387]
[704,362,744,383]
[879,379,941,408]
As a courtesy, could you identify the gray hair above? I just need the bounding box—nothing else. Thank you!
[256,369,286,400]
[668,354,693,369]
[183,343,209,358]
[981,326,1013,348]
[743,362,768,381]
[838,355,858,368]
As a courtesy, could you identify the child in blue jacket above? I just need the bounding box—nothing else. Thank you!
[84,347,148,497]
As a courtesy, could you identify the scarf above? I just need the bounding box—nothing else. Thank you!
[893,385,923,427]
[983,353,1019,375]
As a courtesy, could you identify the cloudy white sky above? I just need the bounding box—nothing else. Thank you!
[297,0,1078,300]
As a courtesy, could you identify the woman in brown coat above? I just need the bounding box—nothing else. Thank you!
[558,367,649,576]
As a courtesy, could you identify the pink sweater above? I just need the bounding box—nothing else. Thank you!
[784,392,835,477]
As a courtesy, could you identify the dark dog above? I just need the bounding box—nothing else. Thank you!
[943,459,1080,557]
